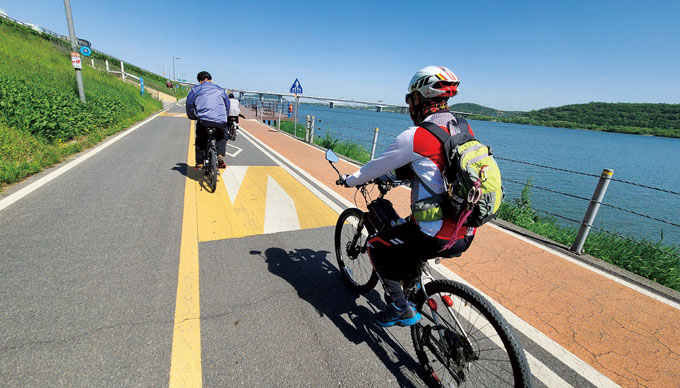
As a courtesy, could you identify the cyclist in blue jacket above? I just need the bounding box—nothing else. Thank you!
[186,71,230,169]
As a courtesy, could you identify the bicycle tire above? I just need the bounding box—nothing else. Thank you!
[334,208,378,294]
[208,149,218,193]
[411,280,532,388]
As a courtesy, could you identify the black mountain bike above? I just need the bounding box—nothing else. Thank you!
[202,127,220,193]
[326,150,532,388]
[227,117,238,141]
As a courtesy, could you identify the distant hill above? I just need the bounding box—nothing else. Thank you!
[450,103,515,116]
[470,102,680,138]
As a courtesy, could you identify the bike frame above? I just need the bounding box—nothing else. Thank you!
[353,180,474,352]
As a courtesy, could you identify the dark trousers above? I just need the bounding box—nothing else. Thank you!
[195,120,226,165]
[369,219,474,309]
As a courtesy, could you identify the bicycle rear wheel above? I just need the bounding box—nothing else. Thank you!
[334,208,378,294]
[208,149,218,193]
[411,280,531,388]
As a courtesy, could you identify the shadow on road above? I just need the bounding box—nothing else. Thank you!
[172,162,209,189]
[250,247,428,387]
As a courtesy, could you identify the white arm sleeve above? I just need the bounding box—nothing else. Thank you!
[345,129,415,187]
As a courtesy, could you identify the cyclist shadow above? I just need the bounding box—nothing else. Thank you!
[172,162,211,188]
[251,247,428,387]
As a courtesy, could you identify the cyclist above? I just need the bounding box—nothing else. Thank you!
[227,92,245,141]
[339,66,477,327]
[186,71,230,169]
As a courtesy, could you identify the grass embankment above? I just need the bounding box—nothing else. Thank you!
[498,181,680,292]
[277,121,370,163]
[0,17,162,187]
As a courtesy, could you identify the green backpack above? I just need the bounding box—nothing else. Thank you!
[413,117,504,229]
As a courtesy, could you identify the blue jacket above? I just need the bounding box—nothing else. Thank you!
[186,82,230,123]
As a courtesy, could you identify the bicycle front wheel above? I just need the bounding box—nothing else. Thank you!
[411,280,531,388]
[208,149,218,193]
[334,208,378,294]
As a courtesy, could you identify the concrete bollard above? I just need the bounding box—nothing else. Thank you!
[571,169,614,254]
[370,128,380,160]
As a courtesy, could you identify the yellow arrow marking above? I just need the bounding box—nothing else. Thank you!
[197,166,338,242]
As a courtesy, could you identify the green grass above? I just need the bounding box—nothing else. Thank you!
[275,121,370,163]
[497,180,680,292]
[0,17,162,188]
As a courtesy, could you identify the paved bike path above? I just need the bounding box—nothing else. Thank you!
[237,114,680,388]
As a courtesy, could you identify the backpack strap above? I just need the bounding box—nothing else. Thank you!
[419,119,475,144]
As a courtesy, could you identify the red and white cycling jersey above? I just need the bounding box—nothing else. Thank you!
[345,110,476,240]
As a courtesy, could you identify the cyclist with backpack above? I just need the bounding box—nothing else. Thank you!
[186,71,230,169]
[339,66,499,327]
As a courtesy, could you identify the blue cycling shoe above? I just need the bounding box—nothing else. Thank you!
[376,303,421,327]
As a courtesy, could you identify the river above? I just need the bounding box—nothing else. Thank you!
[293,104,680,247]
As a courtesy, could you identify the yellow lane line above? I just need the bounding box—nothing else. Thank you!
[169,120,202,388]
[159,112,188,118]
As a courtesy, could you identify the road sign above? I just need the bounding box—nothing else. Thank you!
[70,52,82,69]
[79,46,91,57]
[289,78,303,95]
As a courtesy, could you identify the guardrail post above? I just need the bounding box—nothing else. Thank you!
[305,115,311,142]
[121,61,125,81]
[260,102,264,122]
[310,116,315,144]
[370,127,380,160]
[277,105,281,131]
[571,169,614,254]
[91,59,95,68]
[105,59,109,72]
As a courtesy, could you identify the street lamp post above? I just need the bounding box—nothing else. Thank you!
[172,56,180,96]
[172,56,180,82]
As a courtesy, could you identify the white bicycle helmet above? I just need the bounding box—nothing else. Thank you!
[407,66,460,100]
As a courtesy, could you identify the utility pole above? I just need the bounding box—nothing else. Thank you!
[63,0,85,102]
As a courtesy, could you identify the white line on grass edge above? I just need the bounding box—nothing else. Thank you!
[238,122,620,387]
[0,103,178,213]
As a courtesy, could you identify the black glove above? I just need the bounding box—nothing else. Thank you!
[336,174,350,187]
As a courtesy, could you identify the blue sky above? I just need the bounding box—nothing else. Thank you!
[2,0,679,110]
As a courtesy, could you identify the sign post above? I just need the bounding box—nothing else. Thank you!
[64,0,85,102]
[289,78,303,132]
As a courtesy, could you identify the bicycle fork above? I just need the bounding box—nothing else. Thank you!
[419,267,473,354]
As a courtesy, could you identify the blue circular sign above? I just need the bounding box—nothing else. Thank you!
[79,46,92,57]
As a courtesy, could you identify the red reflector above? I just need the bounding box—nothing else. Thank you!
[442,295,453,307]
[427,298,438,310]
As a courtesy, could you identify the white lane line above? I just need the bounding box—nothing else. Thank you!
[525,353,574,388]
[0,105,177,213]
[225,143,243,158]
[238,122,620,387]
[222,166,248,205]
[432,262,620,388]
[487,223,680,311]
[263,176,300,234]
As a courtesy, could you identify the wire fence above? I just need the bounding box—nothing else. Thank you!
[242,94,679,256]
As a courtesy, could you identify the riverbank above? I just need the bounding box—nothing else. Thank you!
[244,105,680,292]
